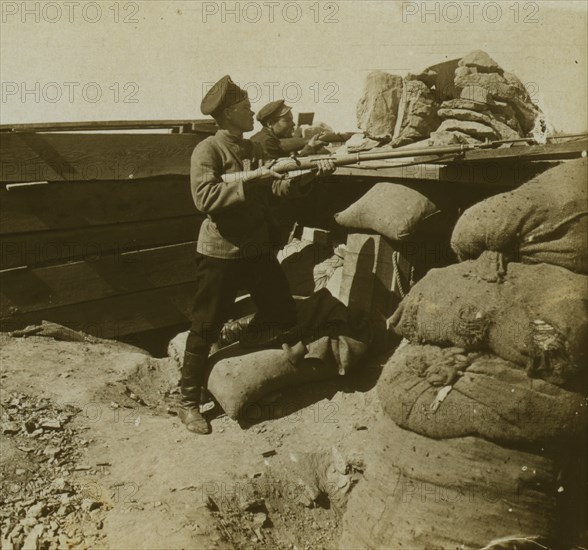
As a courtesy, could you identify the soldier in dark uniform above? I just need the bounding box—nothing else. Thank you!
[250,99,327,159]
[180,76,335,434]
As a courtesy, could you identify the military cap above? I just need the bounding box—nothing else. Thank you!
[201,75,248,116]
[256,99,292,124]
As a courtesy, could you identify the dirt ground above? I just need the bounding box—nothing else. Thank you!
[0,330,388,550]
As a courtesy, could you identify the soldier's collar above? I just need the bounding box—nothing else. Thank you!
[216,129,244,144]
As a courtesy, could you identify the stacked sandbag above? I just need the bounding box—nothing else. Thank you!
[338,342,587,548]
[451,158,588,274]
[389,251,588,390]
[339,415,586,548]
[378,343,587,446]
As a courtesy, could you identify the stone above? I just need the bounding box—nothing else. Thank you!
[50,478,70,493]
[43,445,61,458]
[252,512,268,528]
[458,50,503,73]
[489,101,523,133]
[81,499,101,513]
[392,80,440,147]
[21,524,43,550]
[436,119,498,141]
[343,133,380,153]
[406,69,437,88]
[459,85,495,105]
[39,419,61,430]
[1,422,19,434]
[439,99,490,113]
[26,503,46,519]
[356,71,404,140]
[453,70,539,133]
[437,108,521,139]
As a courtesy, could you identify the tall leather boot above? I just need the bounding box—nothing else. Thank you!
[178,350,210,434]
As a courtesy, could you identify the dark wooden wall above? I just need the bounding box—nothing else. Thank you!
[1,132,207,339]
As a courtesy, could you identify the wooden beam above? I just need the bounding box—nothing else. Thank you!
[0,242,199,317]
[335,159,560,186]
[0,215,201,270]
[0,282,198,339]
[0,176,196,234]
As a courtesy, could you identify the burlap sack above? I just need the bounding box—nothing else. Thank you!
[451,158,588,274]
[334,181,455,240]
[339,417,586,549]
[390,253,588,390]
[377,343,587,446]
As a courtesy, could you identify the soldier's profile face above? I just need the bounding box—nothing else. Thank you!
[225,98,255,132]
[271,111,295,138]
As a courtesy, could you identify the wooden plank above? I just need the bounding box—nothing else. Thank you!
[0,215,202,270]
[0,282,198,339]
[0,242,199,317]
[0,176,195,234]
[335,159,560,187]
[459,137,588,163]
[0,119,216,133]
[338,233,409,318]
[0,133,207,183]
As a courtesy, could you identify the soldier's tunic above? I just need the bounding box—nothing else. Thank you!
[250,127,317,160]
[186,129,297,356]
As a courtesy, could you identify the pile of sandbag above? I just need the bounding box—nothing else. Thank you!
[354,49,541,147]
[339,158,587,547]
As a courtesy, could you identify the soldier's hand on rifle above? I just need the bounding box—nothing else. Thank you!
[308,134,328,150]
[313,158,336,177]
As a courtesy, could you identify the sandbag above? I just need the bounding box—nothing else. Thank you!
[339,417,585,549]
[451,159,588,274]
[378,343,587,446]
[390,253,588,390]
[171,290,387,419]
[334,182,455,240]
[207,346,335,420]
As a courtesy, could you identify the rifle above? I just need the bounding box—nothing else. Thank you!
[221,133,587,184]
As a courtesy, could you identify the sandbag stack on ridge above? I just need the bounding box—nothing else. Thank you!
[451,158,588,274]
[389,251,588,390]
[338,415,586,549]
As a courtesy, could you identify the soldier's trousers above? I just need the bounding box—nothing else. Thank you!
[185,252,297,357]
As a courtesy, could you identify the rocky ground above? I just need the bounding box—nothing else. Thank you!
[0,330,388,549]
